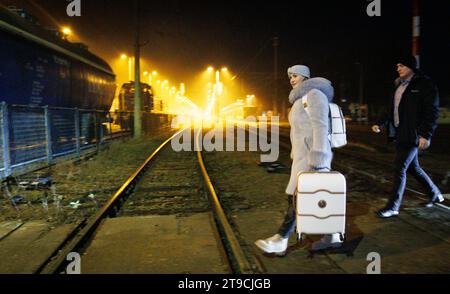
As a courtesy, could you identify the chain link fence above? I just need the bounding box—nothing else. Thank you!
[0,103,170,180]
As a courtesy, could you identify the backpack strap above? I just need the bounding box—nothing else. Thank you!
[302,94,332,137]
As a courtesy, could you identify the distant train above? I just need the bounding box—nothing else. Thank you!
[118,82,154,112]
[220,100,258,119]
[0,7,116,110]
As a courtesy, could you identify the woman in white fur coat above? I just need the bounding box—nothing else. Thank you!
[255,65,343,255]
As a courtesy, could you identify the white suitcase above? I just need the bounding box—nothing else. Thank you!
[296,171,346,240]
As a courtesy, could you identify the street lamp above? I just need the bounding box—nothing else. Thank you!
[143,70,157,85]
[246,94,255,106]
[206,66,228,116]
[121,54,133,81]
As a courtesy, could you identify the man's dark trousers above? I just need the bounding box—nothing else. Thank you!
[388,143,441,211]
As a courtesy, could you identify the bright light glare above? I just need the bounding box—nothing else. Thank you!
[62,27,72,36]
[180,66,258,125]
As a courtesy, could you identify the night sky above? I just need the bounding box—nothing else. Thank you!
[1,0,449,116]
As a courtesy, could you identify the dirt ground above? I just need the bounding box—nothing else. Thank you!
[0,133,168,225]
[202,140,450,273]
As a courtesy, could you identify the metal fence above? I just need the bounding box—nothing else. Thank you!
[0,103,139,179]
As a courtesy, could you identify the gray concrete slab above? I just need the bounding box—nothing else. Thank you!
[235,201,450,274]
[0,221,75,273]
[81,213,229,274]
[204,148,450,274]
[324,205,450,274]
[235,210,345,274]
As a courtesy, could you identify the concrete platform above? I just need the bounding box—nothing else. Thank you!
[0,221,76,273]
[235,200,450,274]
[81,213,229,274]
[235,210,346,274]
[325,206,450,274]
[203,144,450,274]
[0,221,23,241]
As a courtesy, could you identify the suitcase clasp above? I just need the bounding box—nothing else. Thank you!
[318,200,327,208]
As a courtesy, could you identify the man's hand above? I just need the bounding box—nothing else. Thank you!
[371,125,381,133]
[419,137,431,150]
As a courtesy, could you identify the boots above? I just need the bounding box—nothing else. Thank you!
[254,234,289,254]
[255,195,294,255]
[277,195,296,237]
[311,233,343,251]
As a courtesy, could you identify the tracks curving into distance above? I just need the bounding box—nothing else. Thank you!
[36,128,255,274]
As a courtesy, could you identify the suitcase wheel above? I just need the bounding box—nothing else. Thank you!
[339,233,345,242]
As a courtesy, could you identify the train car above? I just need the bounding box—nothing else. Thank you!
[220,101,258,120]
[118,82,154,112]
[0,7,116,110]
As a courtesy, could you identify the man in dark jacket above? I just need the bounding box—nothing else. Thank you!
[372,55,443,218]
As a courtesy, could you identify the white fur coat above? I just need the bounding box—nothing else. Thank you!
[285,78,334,195]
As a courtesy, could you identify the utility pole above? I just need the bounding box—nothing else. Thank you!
[133,0,142,138]
[354,62,364,121]
[412,0,421,68]
[273,37,278,116]
[359,63,364,121]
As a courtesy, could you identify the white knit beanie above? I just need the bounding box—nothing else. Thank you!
[287,65,310,79]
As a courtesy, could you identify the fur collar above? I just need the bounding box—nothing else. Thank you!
[289,77,334,104]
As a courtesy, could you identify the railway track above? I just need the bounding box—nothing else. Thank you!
[334,148,449,191]
[34,128,256,274]
[274,129,450,211]
[3,123,446,274]
[170,124,450,274]
[277,125,449,188]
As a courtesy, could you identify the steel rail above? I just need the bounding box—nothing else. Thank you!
[36,129,184,274]
[274,130,450,212]
[195,129,254,274]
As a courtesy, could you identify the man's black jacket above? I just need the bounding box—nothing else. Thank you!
[379,72,440,146]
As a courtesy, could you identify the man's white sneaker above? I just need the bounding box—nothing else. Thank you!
[254,234,288,254]
[425,194,444,208]
[377,208,399,218]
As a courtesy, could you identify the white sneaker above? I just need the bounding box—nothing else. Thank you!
[377,208,399,218]
[425,194,445,208]
[311,233,343,251]
[254,234,288,254]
